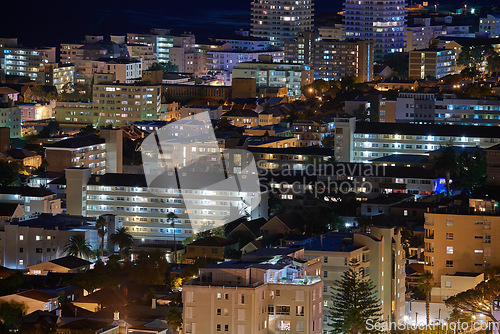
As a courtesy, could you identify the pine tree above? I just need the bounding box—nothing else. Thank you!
[328,259,381,334]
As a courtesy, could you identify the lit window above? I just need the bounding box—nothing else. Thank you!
[446,246,453,254]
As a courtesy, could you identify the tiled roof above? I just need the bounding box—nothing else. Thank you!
[45,135,104,149]
[48,256,92,269]
[17,289,57,301]
[189,236,237,247]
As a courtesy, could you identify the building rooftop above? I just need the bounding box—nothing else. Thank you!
[293,233,362,252]
[354,121,500,138]
[45,135,104,149]
[223,109,258,117]
[0,186,54,198]
[188,236,237,247]
[17,289,57,302]
[370,154,429,164]
[47,256,92,269]
[248,146,334,156]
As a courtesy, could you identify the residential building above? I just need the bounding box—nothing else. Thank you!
[250,0,314,47]
[44,130,123,174]
[0,203,24,221]
[396,93,500,125]
[19,101,55,121]
[26,255,92,275]
[0,213,102,269]
[285,32,374,82]
[214,36,273,51]
[163,84,231,102]
[299,227,406,331]
[343,0,407,60]
[55,81,161,125]
[0,186,61,215]
[424,199,500,283]
[318,25,344,40]
[486,144,500,185]
[206,49,285,86]
[248,146,334,171]
[0,290,58,313]
[233,56,314,99]
[333,117,500,163]
[183,236,239,262]
[0,148,42,170]
[222,109,259,128]
[127,29,174,63]
[91,57,143,84]
[408,48,456,80]
[0,47,56,79]
[0,105,21,138]
[65,169,267,241]
[479,14,500,38]
[430,272,484,302]
[183,248,323,334]
[176,105,223,120]
[37,63,75,93]
[59,43,84,64]
[292,116,335,147]
[406,18,445,51]
[125,43,158,70]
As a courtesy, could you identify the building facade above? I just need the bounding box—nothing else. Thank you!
[250,0,314,47]
[343,0,407,60]
[408,48,455,80]
[479,14,500,38]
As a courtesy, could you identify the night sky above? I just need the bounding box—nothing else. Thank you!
[0,0,491,46]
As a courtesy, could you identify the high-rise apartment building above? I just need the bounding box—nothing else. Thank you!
[408,48,455,80]
[251,0,314,47]
[286,32,374,82]
[424,199,500,283]
[343,0,407,60]
[183,247,323,334]
[0,47,56,80]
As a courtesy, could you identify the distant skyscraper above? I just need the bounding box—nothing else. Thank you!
[251,0,314,47]
[343,0,407,60]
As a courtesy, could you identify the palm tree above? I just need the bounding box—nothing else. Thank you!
[167,212,178,264]
[64,235,92,259]
[109,227,134,260]
[418,271,434,325]
[433,146,457,197]
[95,217,108,260]
[165,307,183,334]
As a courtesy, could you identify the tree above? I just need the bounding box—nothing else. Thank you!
[321,133,335,147]
[37,120,60,138]
[109,227,134,260]
[418,271,434,325]
[455,150,486,193]
[446,278,500,322]
[0,161,20,186]
[64,234,92,259]
[0,300,27,331]
[328,259,381,334]
[95,217,108,260]
[167,212,179,264]
[77,124,98,136]
[433,146,458,197]
[166,307,183,334]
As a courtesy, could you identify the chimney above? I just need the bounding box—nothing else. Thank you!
[151,298,157,309]
[114,311,120,321]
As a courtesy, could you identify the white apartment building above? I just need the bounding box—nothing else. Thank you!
[65,169,267,241]
[480,14,500,38]
[19,101,56,121]
[0,214,115,269]
[206,50,285,86]
[250,0,314,47]
[0,187,61,215]
[91,57,143,84]
[406,18,445,51]
[0,47,56,79]
[333,117,500,163]
[214,37,273,51]
[0,106,21,138]
[343,0,407,60]
[396,93,500,125]
[183,248,323,334]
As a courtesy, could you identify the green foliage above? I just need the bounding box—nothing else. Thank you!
[328,259,381,334]
[0,272,23,296]
[0,300,27,331]
[418,271,434,324]
[454,150,486,193]
[77,124,98,136]
[446,278,500,322]
[95,217,108,259]
[382,53,409,78]
[109,227,134,259]
[64,234,93,259]
[321,133,335,147]
[59,83,92,102]
[151,61,180,77]
[433,146,458,197]
[0,161,21,186]
[166,307,183,333]
[302,207,344,234]
[37,120,61,138]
